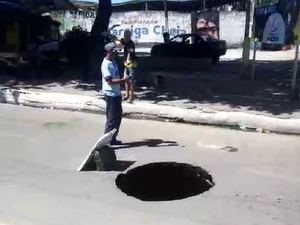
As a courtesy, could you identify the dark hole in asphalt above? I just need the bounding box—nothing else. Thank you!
[115,162,215,201]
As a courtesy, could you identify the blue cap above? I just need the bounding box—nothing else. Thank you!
[104,42,117,52]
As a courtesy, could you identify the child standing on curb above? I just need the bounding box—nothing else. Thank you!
[120,29,137,103]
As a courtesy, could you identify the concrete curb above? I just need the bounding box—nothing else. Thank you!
[1,88,300,135]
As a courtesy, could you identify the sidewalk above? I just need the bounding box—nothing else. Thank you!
[1,49,300,134]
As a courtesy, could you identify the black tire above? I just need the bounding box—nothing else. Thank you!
[151,47,162,57]
[150,48,156,57]
[211,55,220,65]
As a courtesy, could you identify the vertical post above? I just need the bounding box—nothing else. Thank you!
[241,0,251,79]
[249,0,255,39]
[191,11,197,33]
[163,0,169,31]
[250,0,256,80]
[292,0,300,95]
[292,45,299,91]
[191,11,197,44]
[251,40,257,80]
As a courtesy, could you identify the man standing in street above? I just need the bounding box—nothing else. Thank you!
[101,42,131,145]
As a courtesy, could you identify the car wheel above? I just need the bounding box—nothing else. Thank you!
[211,56,220,65]
[151,48,157,57]
[151,47,162,57]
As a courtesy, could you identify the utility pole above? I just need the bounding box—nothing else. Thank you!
[163,0,169,31]
[292,45,299,92]
[241,0,253,79]
[249,0,256,80]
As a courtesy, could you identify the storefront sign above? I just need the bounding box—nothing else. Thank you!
[52,11,191,42]
[262,12,285,44]
[109,11,191,42]
[254,0,300,48]
[194,11,220,39]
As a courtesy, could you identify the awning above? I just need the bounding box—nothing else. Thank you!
[12,0,76,11]
[0,1,60,26]
[111,0,247,12]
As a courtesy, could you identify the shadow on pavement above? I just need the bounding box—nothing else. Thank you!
[114,139,179,150]
[0,67,101,92]
[137,59,300,117]
[111,160,136,171]
[1,58,300,118]
[82,160,136,172]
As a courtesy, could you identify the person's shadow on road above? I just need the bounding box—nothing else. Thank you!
[114,139,179,150]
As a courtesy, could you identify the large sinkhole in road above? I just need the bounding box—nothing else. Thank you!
[115,162,215,201]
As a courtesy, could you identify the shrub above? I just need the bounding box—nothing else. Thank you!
[60,26,90,65]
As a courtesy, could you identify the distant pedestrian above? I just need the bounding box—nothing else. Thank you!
[163,32,170,43]
[101,42,131,145]
[120,29,137,103]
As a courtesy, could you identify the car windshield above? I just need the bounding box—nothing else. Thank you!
[200,33,217,41]
[170,36,184,43]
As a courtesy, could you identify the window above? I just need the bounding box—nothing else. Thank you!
[184,36,192,44]
[199,33,217,42]
[170,36,183,43]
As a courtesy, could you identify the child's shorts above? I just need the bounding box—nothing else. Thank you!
[124,67,136,83]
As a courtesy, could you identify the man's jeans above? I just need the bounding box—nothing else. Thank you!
[104,95,123,141]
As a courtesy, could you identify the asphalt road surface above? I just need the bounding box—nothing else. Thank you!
[0,104,300,225]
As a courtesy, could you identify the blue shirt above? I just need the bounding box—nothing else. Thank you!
[101,58,121,97]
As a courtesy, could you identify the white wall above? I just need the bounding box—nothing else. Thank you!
[51,10,191,43]
[51,10,246,48]
[51,11,96,33]
[219,11,246,48]
[109,11,191,43]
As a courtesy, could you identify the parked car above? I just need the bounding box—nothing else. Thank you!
[150,33,227,64]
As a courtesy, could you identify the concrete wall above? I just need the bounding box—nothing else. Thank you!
[219,11,246,48]
[51,10,191,43]
[51,10,246,48]
[110,11,191,43]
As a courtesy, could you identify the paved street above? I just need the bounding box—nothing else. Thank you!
[0,104,300,225]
